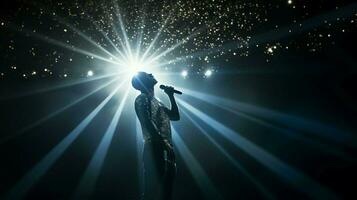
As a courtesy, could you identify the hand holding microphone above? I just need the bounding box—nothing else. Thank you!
[159,85,182,96]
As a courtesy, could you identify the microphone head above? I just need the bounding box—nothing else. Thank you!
[159,85,166,89]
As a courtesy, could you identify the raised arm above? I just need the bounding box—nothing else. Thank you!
[163,87,180,121]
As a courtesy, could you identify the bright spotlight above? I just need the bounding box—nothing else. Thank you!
[181,70,188,78]
[87,70,94,77]
[128,65,140,77]
[122,54,159,78]
[204,69,212,77]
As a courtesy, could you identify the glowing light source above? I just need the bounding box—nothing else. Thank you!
[204,69,212,77]
[120,53,161,79]
[181,70,188,78]
[87,70,94,77]
[126,58,144,77]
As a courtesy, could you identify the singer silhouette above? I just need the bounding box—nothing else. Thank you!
[132,72,180,200]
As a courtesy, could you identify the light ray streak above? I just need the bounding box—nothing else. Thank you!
[230,108,353,160]
[172,127,223,200]
[136,119,144,197]
[72,87,130,198]
[111,21,130,60]
[143,46,165,64]
[54,17,124,64]
[3,83,124,200]
[118,14,133,58]
[153,71,182,76]
[177,99,338,200]
[178,88,354,161]
[162,2,357,65]
[135,29,143,60]
[152,56,185,68]
[109,2,130,60]
[250,2,357,45]
[0,78,122,145]
[181,110,275,200]
[7,24,122,66]
[0,73,118,101]
[178,88,357,149]
[135,11,146,61]
[114,3,133,58]
[85,13,127,61]
[101,1,129,60]
[146,26,206,65]
[140,13,172,63]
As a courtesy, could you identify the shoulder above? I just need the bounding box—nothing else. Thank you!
[135,93,150,105]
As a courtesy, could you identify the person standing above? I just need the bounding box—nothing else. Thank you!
[132,72,180,200]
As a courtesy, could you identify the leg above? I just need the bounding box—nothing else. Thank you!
[162,146,176,200]
[143,143,166,200]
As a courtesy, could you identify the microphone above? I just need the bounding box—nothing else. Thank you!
[159,85,182,95]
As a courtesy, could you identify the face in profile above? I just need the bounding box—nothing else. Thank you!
[132,71,157,92]
[144,72,157,86]
[139,72,157,86]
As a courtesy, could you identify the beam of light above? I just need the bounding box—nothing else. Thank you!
[229,108,353,160]
[102,1,131,60]
[149,55,186,69]
[180,110,275,200]
[177,99,338,200]
[118,15,133,59]
[136,119,144,197]
[178,88,355,161]
[3,83,125,200]
[7,23,122,66]
[135,27,143,61]
[0,78,122,145]
[250,2,357,45]
[178,87,357,149]
[134,11,146,61]
[54,17,124,64]
[172,128,223,200]
[72,87,130,198]
[161,2,357,65]
[153,71,183,76]
[114,3,133,59]
[145,45,163,61]
[84,13,127,61]
[111,21,130,60]
[0,73,118,101]
[145,26,206,66]
[106,2,162,76]
[139,13,172,63]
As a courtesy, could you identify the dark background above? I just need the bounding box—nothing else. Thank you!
[1,0,357,199]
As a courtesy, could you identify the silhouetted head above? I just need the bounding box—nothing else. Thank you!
[131,72,157,93]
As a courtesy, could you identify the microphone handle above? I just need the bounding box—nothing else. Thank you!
[173,89,182,95]
[160,85,182,95]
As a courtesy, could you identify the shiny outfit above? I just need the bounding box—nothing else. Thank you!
[135,93,176,200]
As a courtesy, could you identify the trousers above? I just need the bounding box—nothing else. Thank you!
[142,140,176,200]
